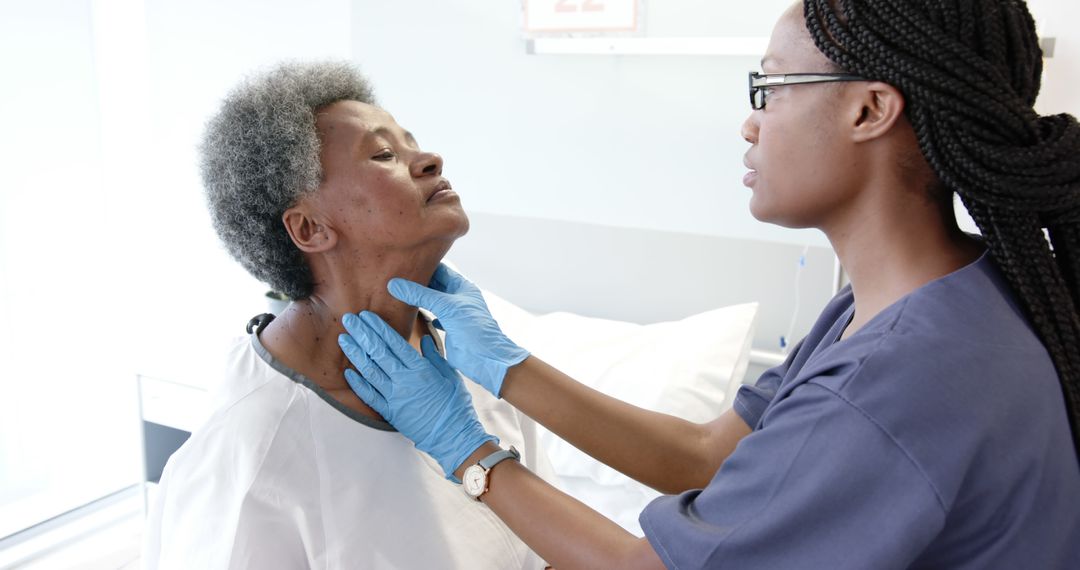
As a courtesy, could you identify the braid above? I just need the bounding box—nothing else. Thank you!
[804,0,1080,464]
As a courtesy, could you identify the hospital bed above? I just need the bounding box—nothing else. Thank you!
[450,212,840,375]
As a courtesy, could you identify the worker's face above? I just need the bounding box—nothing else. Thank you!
[305,100,468,255]
[739,3,862,229]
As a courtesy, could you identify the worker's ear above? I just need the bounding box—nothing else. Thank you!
[847,81,906,143]
[283,201,337,253]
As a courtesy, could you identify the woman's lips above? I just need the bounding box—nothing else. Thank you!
[427,179,457,203]
[427,188,458,202]
[742,155,757,187]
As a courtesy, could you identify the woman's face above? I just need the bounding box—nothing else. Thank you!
[740,4,863,230]
[307,100,468,256]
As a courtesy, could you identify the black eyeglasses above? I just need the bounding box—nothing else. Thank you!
[749,71,866,110]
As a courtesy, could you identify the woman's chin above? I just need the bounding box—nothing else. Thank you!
[431,214,470,251]
[451,210,470,238]
[426,204,470,239]
[748,196,797,228]
[748,194,772,223]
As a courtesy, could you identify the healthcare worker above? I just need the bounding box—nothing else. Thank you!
[338,0,1080,568]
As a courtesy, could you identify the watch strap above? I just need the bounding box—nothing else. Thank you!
[479,446,520,471]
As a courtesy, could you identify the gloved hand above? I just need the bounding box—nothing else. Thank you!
[386,263,529,397]
[339,311,497,482]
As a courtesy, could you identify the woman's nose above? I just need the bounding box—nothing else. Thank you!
[413,151,443,177]
[740,114,759,145]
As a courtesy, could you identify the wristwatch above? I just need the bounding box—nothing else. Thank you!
[462,446,520,501]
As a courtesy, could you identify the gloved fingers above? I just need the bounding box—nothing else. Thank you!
[387,278,451,316]
[344,368,389,417]
[345,312,408,369]
[430,263,471,295]
[431,318,444,331]
[420,335,459,380]
[359,311,426,368]
[337,328,366,366]
[341,312,378,356]
[428,263,457,293]
[338,332,393,394]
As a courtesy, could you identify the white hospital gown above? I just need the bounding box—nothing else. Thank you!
[144,319,554,569]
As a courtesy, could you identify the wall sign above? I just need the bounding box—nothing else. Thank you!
[523,0,639,34]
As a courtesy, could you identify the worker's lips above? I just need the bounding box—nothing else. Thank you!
[742,156,757,187]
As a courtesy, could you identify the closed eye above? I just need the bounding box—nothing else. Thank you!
[372,149,395,161]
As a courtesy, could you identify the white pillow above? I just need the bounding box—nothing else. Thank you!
[481,288,758,535]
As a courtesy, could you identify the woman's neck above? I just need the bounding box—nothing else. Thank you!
[258,257,442,419]
[827,197,983,340]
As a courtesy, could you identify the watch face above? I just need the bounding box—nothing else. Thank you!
[463,465,486,497]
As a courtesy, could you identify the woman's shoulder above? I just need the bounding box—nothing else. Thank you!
[165,337,314,480]
[214,335,291,398]
[796,252,1071,490]
[147,350,320,567]
[894,251,1044,350]
[794,251,1061,457]
[811,251,1048,375]
[814,265,1057,410]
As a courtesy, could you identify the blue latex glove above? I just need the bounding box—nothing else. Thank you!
[386,263,529,397]
[338,311,496,482]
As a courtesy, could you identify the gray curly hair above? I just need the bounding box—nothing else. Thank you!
[201,60,376,299]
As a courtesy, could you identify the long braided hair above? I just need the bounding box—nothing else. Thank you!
[803,0,1080,463]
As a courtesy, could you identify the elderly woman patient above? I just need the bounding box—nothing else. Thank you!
[143,61,554,569]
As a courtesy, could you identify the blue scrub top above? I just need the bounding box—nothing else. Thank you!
[640,251,1080,569]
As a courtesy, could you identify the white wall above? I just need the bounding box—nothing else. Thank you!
[0,0,131,537]
[1029,0,1080,117]
[351,0,807,245]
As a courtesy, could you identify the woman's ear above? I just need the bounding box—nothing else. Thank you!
[849,81,907,143]
[283,202,338,253]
